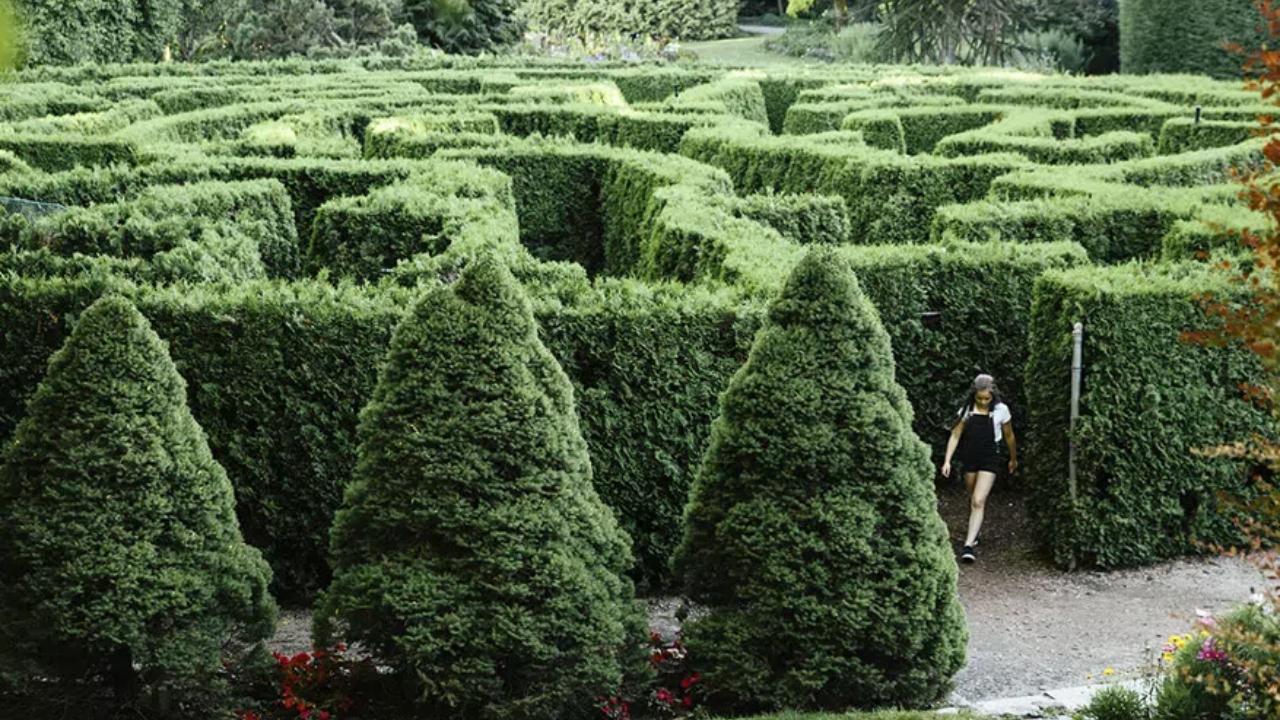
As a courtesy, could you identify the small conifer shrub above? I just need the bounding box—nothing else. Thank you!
[315,255,648,720]
[0,295,276,698]
[673,247,967,713]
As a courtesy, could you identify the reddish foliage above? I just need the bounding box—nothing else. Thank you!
[1183,0,1280,710]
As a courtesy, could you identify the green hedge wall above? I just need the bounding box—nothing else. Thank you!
[1026,265,1273,568]
[519,0,738,41]
[1158,118,1258,154]
[1119,0,1264,78]
[931,192,1203,263]
[0,275,761,598]
[733,192,851,245]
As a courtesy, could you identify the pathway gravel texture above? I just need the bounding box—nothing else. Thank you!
[269,479,1266,705]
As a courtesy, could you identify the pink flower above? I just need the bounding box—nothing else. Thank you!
[1197,637,1228,663]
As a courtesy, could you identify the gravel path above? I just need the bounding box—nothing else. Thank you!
[269,480,1266,704]
[935,479,1263,702]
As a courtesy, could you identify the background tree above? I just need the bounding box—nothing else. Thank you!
[399,0,522,54]
[0,295,276,702]
[672,247,966,714]
[315,256,647,720]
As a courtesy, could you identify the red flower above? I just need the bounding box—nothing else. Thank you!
[680,672,701,689]
[681,696,693,709]
[655,688,675,704]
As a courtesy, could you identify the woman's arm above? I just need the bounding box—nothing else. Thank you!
[1003,423,1018,474]
[942,420,963,477]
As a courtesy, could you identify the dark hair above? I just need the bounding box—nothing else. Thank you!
[957,373,1003,419]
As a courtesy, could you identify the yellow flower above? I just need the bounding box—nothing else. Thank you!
[1103,667,1115,676]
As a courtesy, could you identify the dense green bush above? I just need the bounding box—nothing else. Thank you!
[315,256,647,719]
[519,0,738,41]
[308,162,517,279]
[1119,0,1263,78]
[733,191,851,245]
[1076,685,1147,720]
[0,295,275,696]
[400,0,523,54]
[1026,265,1273,569]
[14,0,182,65]
[673,248,966,713]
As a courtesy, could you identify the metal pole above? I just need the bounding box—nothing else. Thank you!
[1067,321,1084,572]
[1068,322,1084,507]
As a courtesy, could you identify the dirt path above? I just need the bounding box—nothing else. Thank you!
[269,480,1266,704]
[935,479,1264,702]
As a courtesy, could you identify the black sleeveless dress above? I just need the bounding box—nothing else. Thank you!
[957,411,1000,474]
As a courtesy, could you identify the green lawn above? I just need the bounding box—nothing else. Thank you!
[680,34,821,68]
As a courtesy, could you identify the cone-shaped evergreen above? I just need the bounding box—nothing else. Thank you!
[315,255,647,720]
[0,296,276,693]
[672,247,966,713]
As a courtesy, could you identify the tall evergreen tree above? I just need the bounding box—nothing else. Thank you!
[315,255,646,720]
[0,296,276,697]
[672,248,966,713]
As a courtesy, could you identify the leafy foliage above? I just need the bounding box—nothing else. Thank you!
[520,0,738,42]
[672,248,967,713]
[1120,0,1265,78]
[314,256,648,719]
[0,295,276,698]
[400,0,522,54]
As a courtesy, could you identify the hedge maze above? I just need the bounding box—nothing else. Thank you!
[0,59,1272,601]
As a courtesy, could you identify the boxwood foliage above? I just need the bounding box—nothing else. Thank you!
[0,295,275,694]
[315,256,647,720]
[1026,265,1274,568]
[673,248,966,713]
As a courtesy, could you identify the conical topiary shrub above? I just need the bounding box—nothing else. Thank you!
[672,247,966,713]
[315,255,647,720]
[0,295,276,697]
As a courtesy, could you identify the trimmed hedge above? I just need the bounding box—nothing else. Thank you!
[519,0,738,41]
[1026,265,1273,568]
[1119,0,1264,78]
[733,192,851,245]
[308,162,518,279]
[0,134,139,172]
[931,192,1203,263]
[1158,118,1259,154]
[840,106,1006,155]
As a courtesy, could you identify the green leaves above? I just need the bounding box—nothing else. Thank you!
[0,295,276,693]
[317,255,648,720]
[673,248,966,713]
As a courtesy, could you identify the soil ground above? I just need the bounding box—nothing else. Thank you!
[268,478,1266,704]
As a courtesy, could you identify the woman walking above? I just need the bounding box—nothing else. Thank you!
[941,374,1017,564]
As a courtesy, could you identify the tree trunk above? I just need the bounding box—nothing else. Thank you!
[834,0,849,30]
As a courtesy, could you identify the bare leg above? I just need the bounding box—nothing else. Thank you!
[965,471,997,547]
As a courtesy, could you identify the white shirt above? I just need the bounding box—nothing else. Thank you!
[958,402,1011,442]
